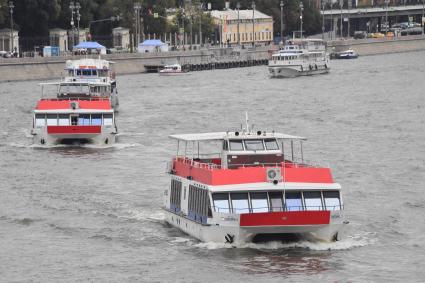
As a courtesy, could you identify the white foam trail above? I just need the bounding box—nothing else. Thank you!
[125,209,165,223]
[194,232,376,251]
[116,132,145,137]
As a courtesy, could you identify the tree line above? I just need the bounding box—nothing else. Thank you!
[0,0,321,42]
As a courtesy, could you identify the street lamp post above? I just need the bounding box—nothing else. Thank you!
[237,2,241,45]
[422,0,424,35]
[300,2,304,38]
[339,0,343,38]
[199,3,204,45]
[280,1,284,43]
[69,1,76,49]
[252,1,255,46]
[321,0,325,40]
[134,3,142,51]
[75,2,81,44]
[8,1,14,53]
[385,0,389,35]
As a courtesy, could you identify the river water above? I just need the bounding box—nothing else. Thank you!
[0,51,424,282]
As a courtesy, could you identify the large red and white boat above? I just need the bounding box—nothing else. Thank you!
[31,97,117,146]
[163,120,345,244]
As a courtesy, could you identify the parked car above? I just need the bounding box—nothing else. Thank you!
[354,31,367,39]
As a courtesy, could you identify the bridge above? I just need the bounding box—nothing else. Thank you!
[321,4,425,36]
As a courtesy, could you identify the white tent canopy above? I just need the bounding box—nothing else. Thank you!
[137,39,168,53]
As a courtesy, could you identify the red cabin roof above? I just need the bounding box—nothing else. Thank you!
[36,99,111,110]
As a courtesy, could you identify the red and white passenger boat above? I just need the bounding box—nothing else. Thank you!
[31,97,117,146]
[164,120,345,244]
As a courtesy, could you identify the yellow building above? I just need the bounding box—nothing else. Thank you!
[210,9,273,45]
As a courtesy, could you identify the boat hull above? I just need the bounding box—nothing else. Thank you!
[268,64,329,78]
[163,209,343,245]
[32,126,117,146]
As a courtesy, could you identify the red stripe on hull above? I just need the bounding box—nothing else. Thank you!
[47,125,101,134]
[239,211,330,226]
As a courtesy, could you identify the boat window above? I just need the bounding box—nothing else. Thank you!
[92,70,97,76]
[46,114,58,126]
[68,70,74,76]
[222,140,228,151]
[323,191,341,211]
[264,139,279,150]
[212,193,230,213]
[303,191,323,211]
[76,70,82,76]
[91,114,102,125]
[230,193,250,214]
[103,114,113,126]
[244,139,264,151]
[78,114,90,125]
[35,114,45,127]
[250,192,268,213]
[285,192,303,211]
[229,140,244,151]
[58,114,69,126]
[269,192,284,212]
[82,69,91,76]
[71,116,78,126]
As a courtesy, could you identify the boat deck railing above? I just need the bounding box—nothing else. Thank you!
[214,205,344,214]
[173,156,327,171]
[39,97,110,102]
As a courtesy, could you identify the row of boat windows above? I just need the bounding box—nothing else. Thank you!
[68,69,108,77]
[35,113,113,127]
[212,191,341,214]
[274,55,300,61]
[223,139,279,151]
[59,85,110,94]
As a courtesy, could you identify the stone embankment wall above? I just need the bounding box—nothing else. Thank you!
[329,35,425,55]
[0,47,272,82]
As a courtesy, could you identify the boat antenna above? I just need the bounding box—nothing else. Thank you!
[245,112,250,134]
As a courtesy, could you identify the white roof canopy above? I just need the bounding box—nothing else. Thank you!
[169,132,306,142]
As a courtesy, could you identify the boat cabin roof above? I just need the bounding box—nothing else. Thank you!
[35,99,112,112]
[65,58,114,70]
[169,131,306,142]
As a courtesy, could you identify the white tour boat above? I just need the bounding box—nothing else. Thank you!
[159,64,186,75]
[163,118,345,245]
[334,49,358,59]
[63,58,119,109]
[31,97,118,146]
[268,39,330,78]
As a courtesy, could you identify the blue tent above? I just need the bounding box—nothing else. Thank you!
[138,40,168,53]
[139,39,165,46]
[73,41,106,49]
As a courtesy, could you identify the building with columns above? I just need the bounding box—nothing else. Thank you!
[210,9,273,45]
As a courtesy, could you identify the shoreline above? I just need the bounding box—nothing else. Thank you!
[0,35,424,83]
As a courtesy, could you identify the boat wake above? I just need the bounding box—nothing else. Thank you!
[193,232,377,251]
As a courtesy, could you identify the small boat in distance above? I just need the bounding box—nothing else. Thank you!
[31,97,118,146]
[268,39,330,78]
[159,64,187,75]
[334,49,358,59]
[163,116,345,245]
